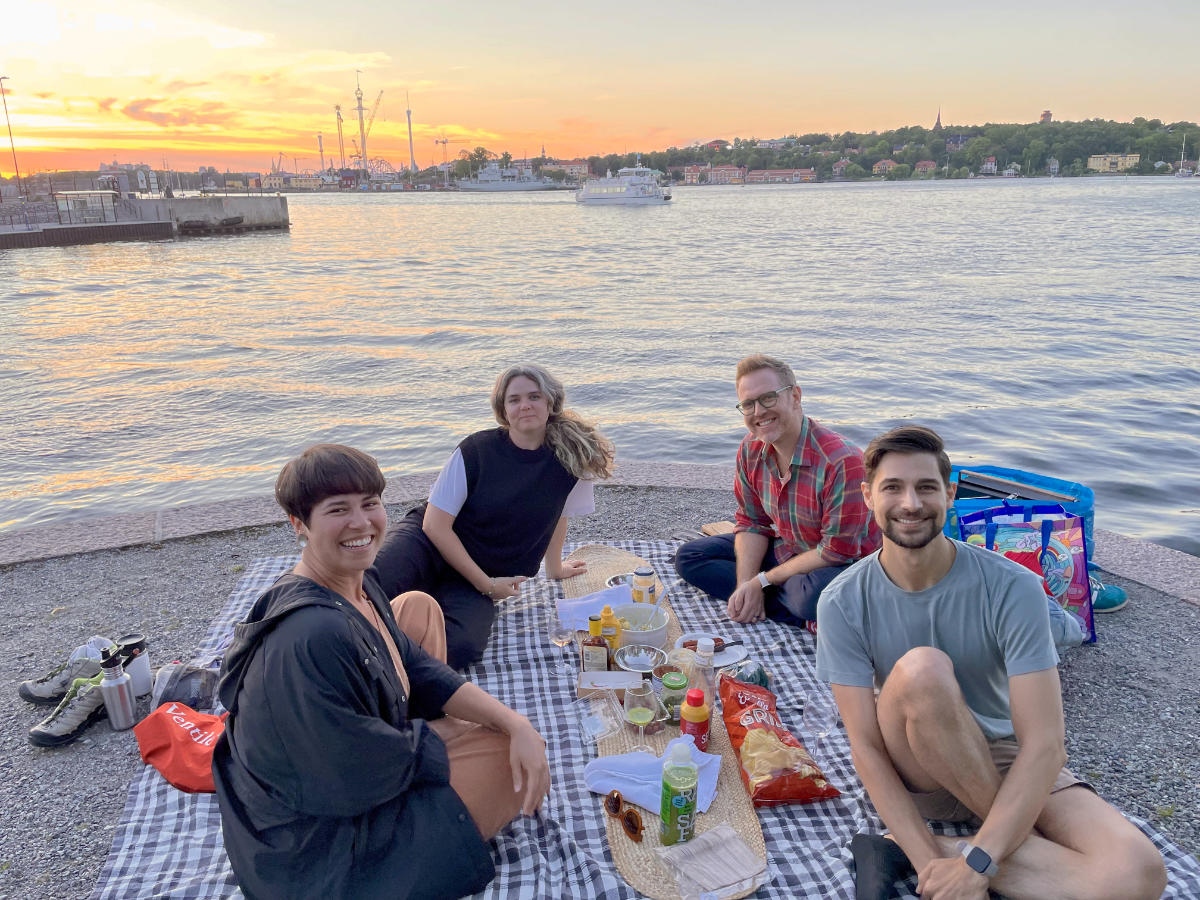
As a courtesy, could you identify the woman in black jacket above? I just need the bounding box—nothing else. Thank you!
[213,443,550,900]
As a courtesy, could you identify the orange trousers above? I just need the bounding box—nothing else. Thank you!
[391,591,524,840]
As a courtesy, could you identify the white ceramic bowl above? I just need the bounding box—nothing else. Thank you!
[614,603,670,649]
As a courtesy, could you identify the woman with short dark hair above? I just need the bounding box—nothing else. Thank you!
[374,364,614,668]
[213,443,550,900]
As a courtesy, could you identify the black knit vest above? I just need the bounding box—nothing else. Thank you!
[454,428,579,576]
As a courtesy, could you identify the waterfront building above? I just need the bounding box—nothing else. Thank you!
[832,158,851,177]
[262,174,285,190]
[755,139,792,150]
[872,159,899,175]
[914,160,937,176]
[1003,162,1022,177]
[745,168,816,183]
[1040,109,1053,123]
[1087,153,1140,173]
[979,156,998,175]
[1047,157,1060,176]
[684,163,746,184]
[542,159,590,179]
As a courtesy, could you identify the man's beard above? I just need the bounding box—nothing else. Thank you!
[882,512,943,549]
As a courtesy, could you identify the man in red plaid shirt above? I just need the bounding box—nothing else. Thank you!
[675,354,880,626]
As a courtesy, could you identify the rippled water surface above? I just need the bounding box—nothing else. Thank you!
[3,179,1198,554]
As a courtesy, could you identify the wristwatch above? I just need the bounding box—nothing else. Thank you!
[958,842,998,878]
[756,571,771,589]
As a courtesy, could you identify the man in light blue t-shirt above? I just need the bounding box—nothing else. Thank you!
[815,425,1165,900]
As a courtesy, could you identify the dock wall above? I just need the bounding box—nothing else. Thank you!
[131,196,290,231]
[0,221,174,250]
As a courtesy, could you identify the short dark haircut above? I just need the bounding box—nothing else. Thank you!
[863,426,952,487]
[274,443,386,524]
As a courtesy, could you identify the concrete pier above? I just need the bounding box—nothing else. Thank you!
[0,220,173,249]
[131,195,290,234]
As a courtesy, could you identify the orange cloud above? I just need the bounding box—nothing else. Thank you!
[120,98,242,128]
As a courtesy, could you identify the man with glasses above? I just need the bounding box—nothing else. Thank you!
[674,354,880,628]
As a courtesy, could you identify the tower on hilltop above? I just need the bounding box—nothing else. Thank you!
[1040,110,1053,124]
[933,108,943,131]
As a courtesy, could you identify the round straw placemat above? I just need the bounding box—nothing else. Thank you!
[563,545,766,900]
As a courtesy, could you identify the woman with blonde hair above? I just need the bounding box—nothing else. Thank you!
[374,364,614,668]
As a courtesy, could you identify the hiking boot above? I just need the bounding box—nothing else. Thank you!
[18,635,115,706]
[28,674,108,747]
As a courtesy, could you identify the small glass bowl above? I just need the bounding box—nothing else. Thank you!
[612,644,668,675]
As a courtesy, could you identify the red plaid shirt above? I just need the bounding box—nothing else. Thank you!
[734,417,880,566]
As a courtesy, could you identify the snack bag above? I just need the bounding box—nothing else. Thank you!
[719,674,840,807]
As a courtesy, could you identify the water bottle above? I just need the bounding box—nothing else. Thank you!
[99,648,137,731]
[660,741,699,845]
[687,637,717,713]
[116,633,152,697]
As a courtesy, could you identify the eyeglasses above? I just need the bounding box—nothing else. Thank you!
[603,789,644,842]
[735,384,794,414]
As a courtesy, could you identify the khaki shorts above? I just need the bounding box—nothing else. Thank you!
[908,738,1092,823]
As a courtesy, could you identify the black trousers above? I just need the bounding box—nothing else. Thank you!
[372,507,496,670]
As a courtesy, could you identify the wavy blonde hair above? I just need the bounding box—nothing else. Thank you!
[490,364,614,480]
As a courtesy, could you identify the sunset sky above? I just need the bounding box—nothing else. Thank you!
[2,0,1197,176]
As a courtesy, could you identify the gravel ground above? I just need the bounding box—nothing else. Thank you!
[0,484,1196,899]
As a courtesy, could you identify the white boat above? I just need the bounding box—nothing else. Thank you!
[575,161,671,205]
[456,162,556,192]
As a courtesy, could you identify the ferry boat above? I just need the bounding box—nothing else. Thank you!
[456,162,556,192]
[575,161,671,205]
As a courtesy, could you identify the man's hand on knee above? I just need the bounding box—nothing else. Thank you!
[727,581,766,623]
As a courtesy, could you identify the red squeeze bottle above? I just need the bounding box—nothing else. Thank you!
[679,688,711,752]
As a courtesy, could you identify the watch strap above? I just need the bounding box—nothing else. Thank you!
[756,571,771,589]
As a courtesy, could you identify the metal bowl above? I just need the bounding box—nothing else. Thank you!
[606,572,634,589]
[612,644,668,675]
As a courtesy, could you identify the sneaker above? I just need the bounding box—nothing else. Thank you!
[1090,576,1129,613]
[28,674,108,747]
[18,635,116,705]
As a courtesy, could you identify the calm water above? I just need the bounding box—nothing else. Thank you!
[2,179,1198,555]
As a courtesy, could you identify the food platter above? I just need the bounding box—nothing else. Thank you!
[674,631,749,667]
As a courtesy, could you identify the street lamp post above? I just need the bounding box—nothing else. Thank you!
[0,75,25,201]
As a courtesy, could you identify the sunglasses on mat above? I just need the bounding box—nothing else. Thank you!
[603,789,644,843]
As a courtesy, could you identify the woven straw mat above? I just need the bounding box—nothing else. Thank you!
[562,545,766,900]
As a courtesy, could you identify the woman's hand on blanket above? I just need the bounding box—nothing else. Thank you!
[506,718,551,816]
[547,558,588,580]
[489,576,527,600]
[916,855,989,900]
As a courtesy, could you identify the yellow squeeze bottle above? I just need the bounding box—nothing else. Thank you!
[598,604,622,659]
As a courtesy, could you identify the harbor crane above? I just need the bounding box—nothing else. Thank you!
[352,71,382,173]
[434,135,468,186]
[405,92,417,173]
[334,105,347,169]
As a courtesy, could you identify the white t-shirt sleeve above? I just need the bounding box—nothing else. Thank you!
[427,449,468,517]
[561,478,596,518]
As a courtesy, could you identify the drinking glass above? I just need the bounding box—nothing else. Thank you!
[623,682,656,753]
[802,688,841,759]
[547,609,575,675]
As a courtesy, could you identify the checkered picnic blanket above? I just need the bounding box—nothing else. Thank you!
[91,541,1200,900]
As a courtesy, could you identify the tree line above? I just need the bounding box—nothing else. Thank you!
[436,117,1197,182]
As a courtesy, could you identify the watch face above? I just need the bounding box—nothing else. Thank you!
[964,846,992,875]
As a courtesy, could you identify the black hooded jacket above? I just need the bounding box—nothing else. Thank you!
[212,573,495,900]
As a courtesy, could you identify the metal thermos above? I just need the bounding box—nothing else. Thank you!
[115,633,152,697]
[99,648,137,731]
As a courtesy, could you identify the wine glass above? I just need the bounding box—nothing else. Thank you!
[623,682,656,753]
[547,609,575,675]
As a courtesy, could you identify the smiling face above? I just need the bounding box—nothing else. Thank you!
[503,374,551,443]
[292,491,388,577]
[736,367,803,449]
[863,451,955,550]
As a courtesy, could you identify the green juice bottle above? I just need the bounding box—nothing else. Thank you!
[660,742,698,845]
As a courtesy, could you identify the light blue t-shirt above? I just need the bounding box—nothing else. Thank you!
[815,540,1058,739]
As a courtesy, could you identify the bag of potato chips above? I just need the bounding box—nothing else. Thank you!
[719,674,840,807]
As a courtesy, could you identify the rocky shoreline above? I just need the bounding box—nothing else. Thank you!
[0,484,1196,899]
